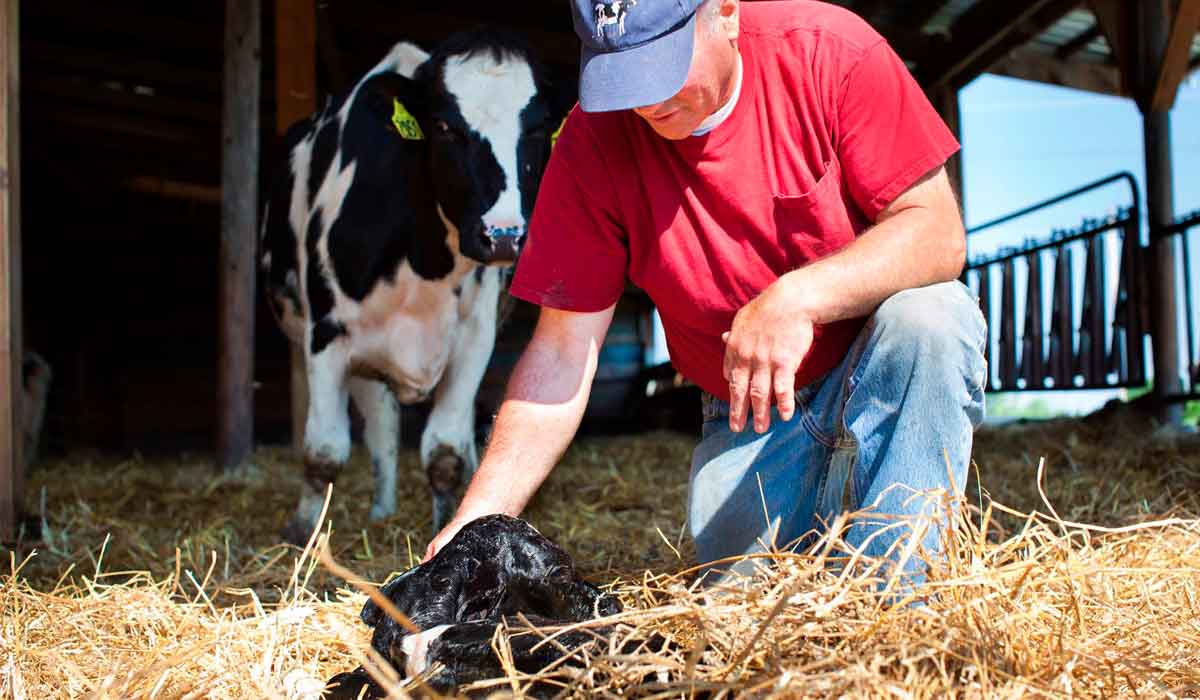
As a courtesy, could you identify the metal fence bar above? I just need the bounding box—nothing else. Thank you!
[1021,251,1045,388]
[999,259,1018,390]
[1048,245,1073,388]
[967,172,1139,238]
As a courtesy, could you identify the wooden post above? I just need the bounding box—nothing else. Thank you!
[1138,0,1184,423]
[0,0,22,541]
[275,0,316,455]
[218,0,260,473]
[928,83,966,214]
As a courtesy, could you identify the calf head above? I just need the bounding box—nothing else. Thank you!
[361,515,620,666]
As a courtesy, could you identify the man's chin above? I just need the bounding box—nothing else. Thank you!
[648,121,702,141]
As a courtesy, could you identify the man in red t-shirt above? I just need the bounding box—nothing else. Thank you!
[427,0,986,582]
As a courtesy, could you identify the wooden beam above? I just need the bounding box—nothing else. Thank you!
[909,0,953,30]
[23,40,221,96]
[988,47,1123,95]
[917,0,1081,89]
[125,176,220,203]
[1055,23,1102,59]
[275,0,316,456]
[1088,0,1137,95]
[850,0,889,24]
[217,0,260,474]
[1151,0,1200,111]
[0,0,21,541]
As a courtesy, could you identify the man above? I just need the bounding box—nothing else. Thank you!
[426,0,987,582]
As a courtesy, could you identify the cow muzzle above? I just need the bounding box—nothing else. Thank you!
[480,224,525,264]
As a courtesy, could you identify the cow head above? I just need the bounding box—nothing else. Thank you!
[412,31,563,266]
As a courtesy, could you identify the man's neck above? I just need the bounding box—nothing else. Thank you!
[693,52,743,137]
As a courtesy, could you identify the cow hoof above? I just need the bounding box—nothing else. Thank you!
[427,447,466,495]
[281,518,318,548]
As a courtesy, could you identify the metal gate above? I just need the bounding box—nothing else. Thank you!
[963,173,1147,393]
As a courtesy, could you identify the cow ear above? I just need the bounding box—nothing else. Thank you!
[361,72,427,140]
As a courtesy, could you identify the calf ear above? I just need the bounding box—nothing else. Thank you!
[360,72,428,141]
[361,568,417,627]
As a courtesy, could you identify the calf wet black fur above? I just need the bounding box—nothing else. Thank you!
[325,515,622,697]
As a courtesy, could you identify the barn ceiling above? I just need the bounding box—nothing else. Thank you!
[16,0,1200,198]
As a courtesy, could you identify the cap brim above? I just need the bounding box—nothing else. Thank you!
[578,12,697,113]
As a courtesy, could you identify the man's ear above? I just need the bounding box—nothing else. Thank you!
[360,72,428,140]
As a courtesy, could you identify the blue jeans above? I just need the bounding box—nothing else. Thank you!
[689,281,987,583]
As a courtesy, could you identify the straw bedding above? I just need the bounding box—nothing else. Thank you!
[3,412,1200,698]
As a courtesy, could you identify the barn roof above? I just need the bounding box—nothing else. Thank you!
[17,0,1200,199]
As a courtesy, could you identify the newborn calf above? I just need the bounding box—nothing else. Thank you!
[326,515,621,697]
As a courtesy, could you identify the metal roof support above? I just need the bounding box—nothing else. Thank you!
[1055,24,1104,60]
[0,0,21,542]
[217,0,261,473]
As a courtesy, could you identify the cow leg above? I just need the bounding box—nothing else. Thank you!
[420,267,501,532]
[283,344,352,546]
[22,352,52,468]
[348,377,400,521]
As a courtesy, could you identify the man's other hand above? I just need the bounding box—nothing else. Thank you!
[424,517,473,562]
[722,280,815,434]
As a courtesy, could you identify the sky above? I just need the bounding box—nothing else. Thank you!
[960,71,1200,416]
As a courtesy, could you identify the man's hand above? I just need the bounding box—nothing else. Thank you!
[423,517,472,562]
[722,277,814,433]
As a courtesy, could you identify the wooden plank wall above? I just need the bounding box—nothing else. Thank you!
[275,0,316,455]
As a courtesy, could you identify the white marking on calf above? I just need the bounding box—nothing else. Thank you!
[442,52,537,232]
[401,624,452,678]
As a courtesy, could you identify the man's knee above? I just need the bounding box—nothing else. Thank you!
[869,282,986,371]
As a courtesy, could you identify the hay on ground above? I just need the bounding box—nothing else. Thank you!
[2,422,1199,698]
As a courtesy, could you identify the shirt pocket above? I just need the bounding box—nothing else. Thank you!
[772,159,857,268]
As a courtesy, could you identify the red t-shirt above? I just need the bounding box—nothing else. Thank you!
[511,1,959,402]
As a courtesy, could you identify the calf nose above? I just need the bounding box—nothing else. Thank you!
[482,223,525,263]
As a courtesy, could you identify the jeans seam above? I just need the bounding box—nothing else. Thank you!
[795,382,837,447]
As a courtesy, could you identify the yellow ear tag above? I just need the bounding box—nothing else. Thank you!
[391,98,424,140]
[550,116,567,149]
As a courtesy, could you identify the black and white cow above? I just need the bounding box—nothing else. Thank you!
[594,0,638,39]
[260,32,563,545]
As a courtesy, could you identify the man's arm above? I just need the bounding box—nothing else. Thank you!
[723,165,965,433]
[424,303,617,560]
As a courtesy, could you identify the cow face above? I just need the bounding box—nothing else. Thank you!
[415,34,561,266]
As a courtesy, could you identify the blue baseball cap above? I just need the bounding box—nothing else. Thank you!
[571,0,706,112]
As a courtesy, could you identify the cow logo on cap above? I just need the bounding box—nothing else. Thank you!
[594,0,637,40]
